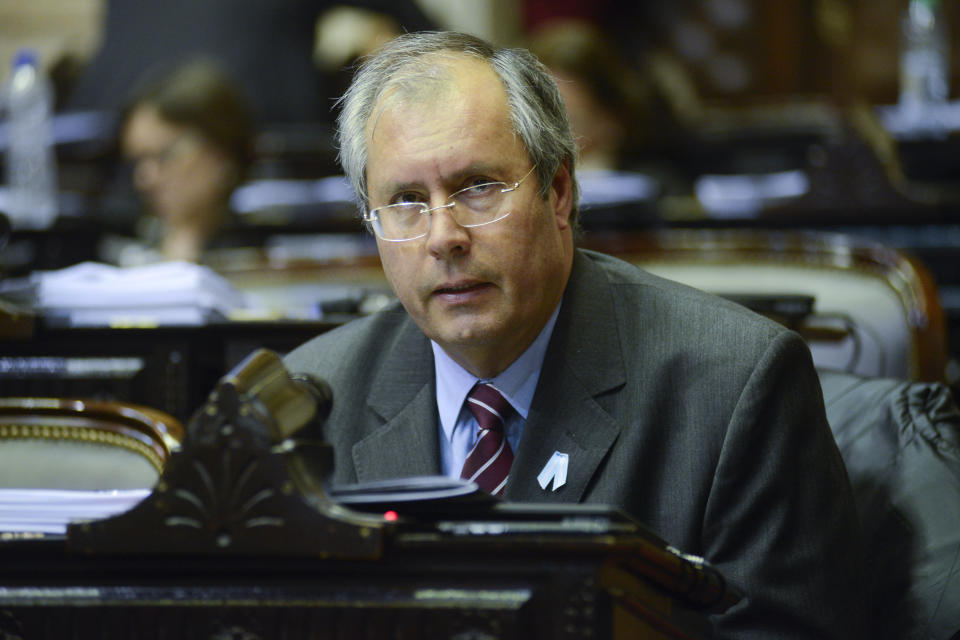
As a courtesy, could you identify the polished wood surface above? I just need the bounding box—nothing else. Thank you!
[0,349,739,639]
[0,397,184,472]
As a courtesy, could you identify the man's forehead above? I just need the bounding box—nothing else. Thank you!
[367,55,505,132]
[362,55,525,196]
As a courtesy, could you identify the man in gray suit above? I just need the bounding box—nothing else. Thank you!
[285,31,866,638]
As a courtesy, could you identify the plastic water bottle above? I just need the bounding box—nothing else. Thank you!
[3,48,58,230]
[899,0,950,132]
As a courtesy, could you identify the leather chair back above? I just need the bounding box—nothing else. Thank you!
[819,369,960,640]
[0,398,183,490]
[586,229,947,381]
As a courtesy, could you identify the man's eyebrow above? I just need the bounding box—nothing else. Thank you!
[382,180,424,194]
[454,163,503,180]
[377,164,505,197]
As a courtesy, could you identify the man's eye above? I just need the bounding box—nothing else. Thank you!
[393,192,426,205]
[463,181,500,196]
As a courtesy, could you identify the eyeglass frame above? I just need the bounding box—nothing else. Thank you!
[127,132,203,171]
[363,165,538,242]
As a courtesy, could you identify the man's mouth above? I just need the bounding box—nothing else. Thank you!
[434,281,491,297]
[437,283,482,293]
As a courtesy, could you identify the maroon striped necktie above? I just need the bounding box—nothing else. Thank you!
[460,383,514,496]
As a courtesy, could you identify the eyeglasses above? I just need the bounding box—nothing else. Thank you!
[128,133,202,180]
[364,165,537,242]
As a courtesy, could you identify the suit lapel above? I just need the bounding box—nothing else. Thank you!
[506,251,627,503]
[351,318,442,482]
[349,250,629,495]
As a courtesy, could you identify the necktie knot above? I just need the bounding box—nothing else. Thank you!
[466,382,512,434]
[460,383,514,496]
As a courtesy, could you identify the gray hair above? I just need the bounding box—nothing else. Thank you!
[336,31,580,225]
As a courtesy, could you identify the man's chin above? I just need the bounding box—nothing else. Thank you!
[428,318,504,351]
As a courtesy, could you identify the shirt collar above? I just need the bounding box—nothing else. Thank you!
[434,303,562,439]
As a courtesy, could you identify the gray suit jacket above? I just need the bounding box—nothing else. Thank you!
[285,248,866,638]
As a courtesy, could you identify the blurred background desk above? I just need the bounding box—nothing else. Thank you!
[0,320,340,422]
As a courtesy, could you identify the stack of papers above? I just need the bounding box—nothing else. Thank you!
[578,169,659,208]
[0,488,150,534]
[695,169,810,218]
[25,261,248,327]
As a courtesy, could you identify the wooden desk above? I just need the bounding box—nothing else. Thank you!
[0,350,739,639]
[0,524,733,639]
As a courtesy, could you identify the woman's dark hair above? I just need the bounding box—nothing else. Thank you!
[125,59,254,179]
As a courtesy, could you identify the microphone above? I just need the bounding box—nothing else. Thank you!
[290,374,333,426]
[213,348,334,442]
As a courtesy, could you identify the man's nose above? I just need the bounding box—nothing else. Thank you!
[425,203,471,258]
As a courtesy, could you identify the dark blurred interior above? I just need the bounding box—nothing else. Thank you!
[4,0,960,413]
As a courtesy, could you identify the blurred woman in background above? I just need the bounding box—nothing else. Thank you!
[527,19,652,171]
[117,60,253,264]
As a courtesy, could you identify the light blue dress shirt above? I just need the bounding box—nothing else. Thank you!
[432,304,561,478]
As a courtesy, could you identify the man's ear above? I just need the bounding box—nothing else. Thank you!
[550,161,574,231]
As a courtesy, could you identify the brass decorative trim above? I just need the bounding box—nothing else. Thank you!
[0,423,164,473]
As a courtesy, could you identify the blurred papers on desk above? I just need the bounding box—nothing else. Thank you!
[230,176,354,214]
[876,100,960,139]
[578,170,659,207]
[0,488,149,535]
[0,261,248,327]
[694,169,810,218]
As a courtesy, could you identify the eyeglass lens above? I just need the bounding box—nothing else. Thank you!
[374,181,510,240]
